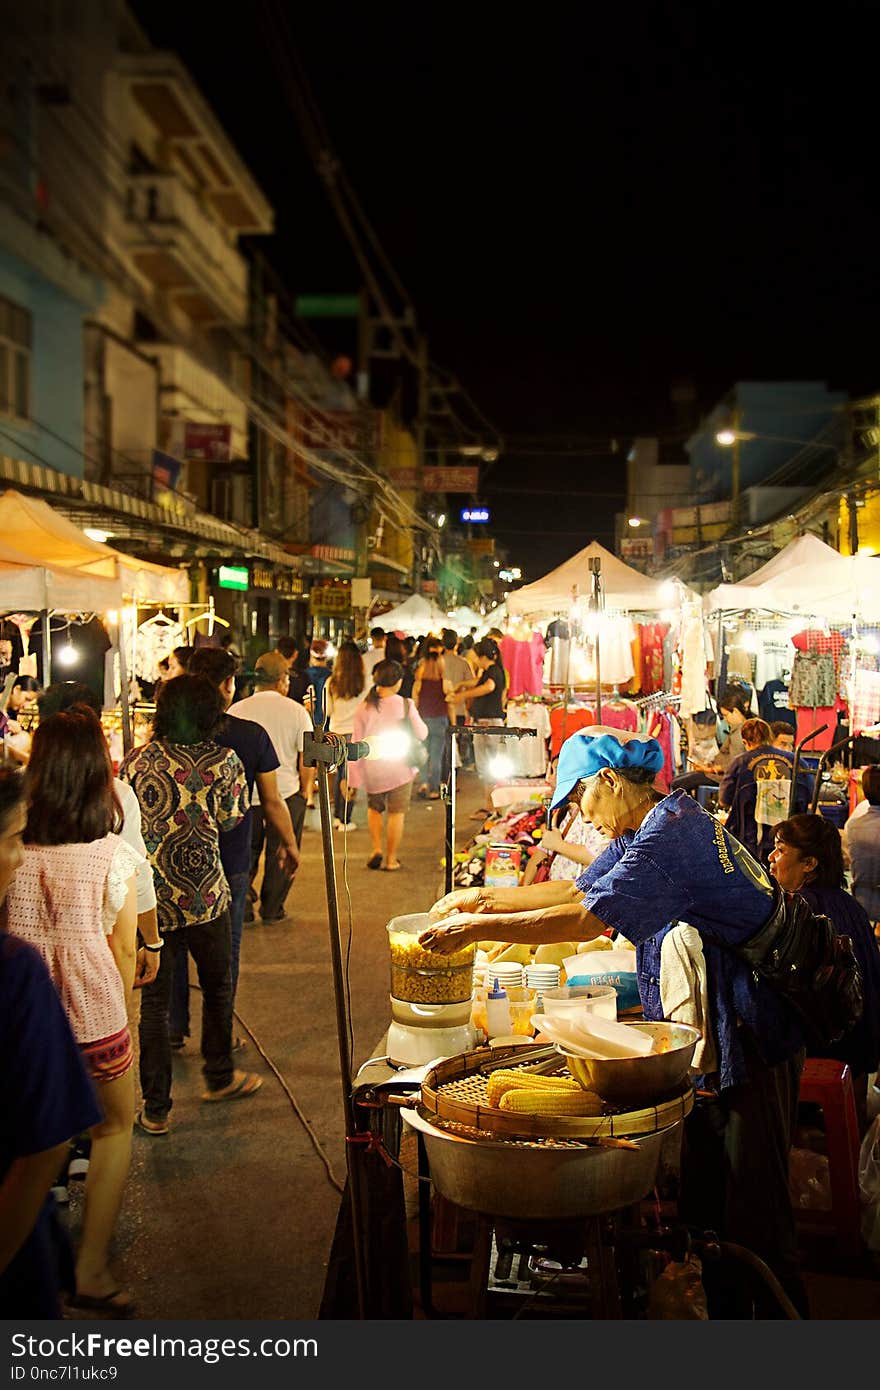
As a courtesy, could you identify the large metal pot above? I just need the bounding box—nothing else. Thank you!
[402,1105,678,1221]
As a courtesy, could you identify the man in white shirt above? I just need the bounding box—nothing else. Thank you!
[229,652,315,923]
[361,627,386,681]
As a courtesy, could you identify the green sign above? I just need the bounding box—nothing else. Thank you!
[218,564,249,591]
[295,293,360,318]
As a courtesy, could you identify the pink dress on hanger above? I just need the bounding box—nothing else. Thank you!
[499,633,545,698]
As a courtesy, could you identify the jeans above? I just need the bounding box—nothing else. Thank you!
[250,791,307,919]
[169,872,250,1038]
[139,910,234,1122]
[423,716,448,793]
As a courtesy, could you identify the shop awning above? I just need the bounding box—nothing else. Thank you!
[704,533,880,620]
[0,539,124,611]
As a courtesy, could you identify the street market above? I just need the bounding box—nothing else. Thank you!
[2,1,880,1353]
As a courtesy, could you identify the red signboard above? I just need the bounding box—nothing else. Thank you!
[387,467,420,489]
[181,423,232,462]
[421,466,479,493]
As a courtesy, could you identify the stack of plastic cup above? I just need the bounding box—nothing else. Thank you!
[524,963,561,1012]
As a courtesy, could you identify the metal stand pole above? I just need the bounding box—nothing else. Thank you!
[40,608,51,686]
[443,724,458,896]
[589,557,603,723]
[305,729,369,1319]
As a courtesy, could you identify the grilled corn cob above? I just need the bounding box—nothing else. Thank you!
[498,1087,605,1116]
[486,1068,581,1108]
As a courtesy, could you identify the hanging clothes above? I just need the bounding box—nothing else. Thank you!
[850,669,880,735]
[638,622,668,693]
[549,704,596,757]
[646,708,676,792]
[600,701,639,733]
[678,605,708,718]
[499,631,546,698]
[505,700,551,776]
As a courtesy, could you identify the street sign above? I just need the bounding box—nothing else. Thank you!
[460,507,490,523]
[295,294,360,318]
[421,466,479,493]
[218,565,249,591]
[310,583,352,615]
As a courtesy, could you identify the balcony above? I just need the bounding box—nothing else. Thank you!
[115,52,274,237]
[121,173,248,325]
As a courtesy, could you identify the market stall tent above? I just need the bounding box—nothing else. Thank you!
[0,489,188,603]
[506,541,682,619]
[446,605,484,634]
[705,533,880,620]
[374,592,447,634]
[0,538,123,611]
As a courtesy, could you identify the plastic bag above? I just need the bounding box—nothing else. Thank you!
[789,1147,832,1211]
[858,1115,880,1251]
[647,1254,709,1319]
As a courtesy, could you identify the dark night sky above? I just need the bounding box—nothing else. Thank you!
[132,1,880,578]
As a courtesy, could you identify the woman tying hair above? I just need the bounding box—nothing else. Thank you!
[348,659,427,871]
[770,813,880,1134]
[421,733,812,1317]
[5,709,143,1316]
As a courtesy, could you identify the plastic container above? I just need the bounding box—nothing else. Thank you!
[486,979,511,1039]
[539,985,618,1024]
[387,912,476,1004]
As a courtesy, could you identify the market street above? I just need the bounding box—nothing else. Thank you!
[60,773,484,1321]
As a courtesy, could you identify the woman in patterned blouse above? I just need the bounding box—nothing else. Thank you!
[120,676,260,1134]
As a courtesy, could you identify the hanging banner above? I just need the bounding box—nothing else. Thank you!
[310,583,352,616]
[421,466,479,493]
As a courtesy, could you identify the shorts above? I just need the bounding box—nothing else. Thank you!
[81,1025,134,1083]
[367,782,413,814]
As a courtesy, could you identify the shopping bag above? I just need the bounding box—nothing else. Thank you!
[858,1115,880,1251]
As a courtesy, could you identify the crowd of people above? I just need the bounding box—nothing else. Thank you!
[4,615,880,1322]
[0,620,503,1317]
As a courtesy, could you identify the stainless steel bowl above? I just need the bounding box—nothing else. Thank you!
[562,1022,701,1106]
[402,1105,676,1220]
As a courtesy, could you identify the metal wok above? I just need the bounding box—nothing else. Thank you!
[402,1104,677,1222]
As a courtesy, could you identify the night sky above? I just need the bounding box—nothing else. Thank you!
[132,1,880,579]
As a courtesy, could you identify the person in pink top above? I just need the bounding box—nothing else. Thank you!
[6,708,145,1316]
[348,659,428,871]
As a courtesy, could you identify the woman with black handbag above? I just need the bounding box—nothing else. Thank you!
[348,660,428,872]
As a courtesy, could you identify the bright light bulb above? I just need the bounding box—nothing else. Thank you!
[84,527,110,543]
[370,730,411,761]
[488,754,514,779]
[437,514,446,528]
[57,643,78,667]
[715,429,737,447]
[106,610,119,626]
[627,517,642,528]
[659,580,677,602]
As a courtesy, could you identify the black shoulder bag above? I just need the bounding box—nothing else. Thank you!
[733,885,864,1048]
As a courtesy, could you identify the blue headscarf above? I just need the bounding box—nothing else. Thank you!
[551,733,664,808]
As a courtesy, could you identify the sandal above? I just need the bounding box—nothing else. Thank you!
[68,1288,136,1318]
[366,853,383,870]
[202,1071,262,1103]
[135,1110,170,1136]
[384,861,402,872]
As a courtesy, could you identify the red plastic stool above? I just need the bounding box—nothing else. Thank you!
[796,1057,862,1259]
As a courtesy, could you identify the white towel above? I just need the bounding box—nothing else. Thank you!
[659,923,717,1074]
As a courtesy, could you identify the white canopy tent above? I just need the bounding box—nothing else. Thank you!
[373,592,447,635]
[705,533,880,621]
[506,541,685,620]
[0,538,124,611]
[445,605,484,634]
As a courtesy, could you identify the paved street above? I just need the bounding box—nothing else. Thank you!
[61,769,486,1321]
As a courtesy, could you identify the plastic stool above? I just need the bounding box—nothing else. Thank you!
[796,1057,862,1259]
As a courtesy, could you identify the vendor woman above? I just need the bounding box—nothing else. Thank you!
[420,733,809,1318]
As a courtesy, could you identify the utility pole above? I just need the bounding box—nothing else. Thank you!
[730,404,741,530]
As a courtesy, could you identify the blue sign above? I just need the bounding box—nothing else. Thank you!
[460,507,490,523]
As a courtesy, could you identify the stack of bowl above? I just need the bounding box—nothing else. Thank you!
[484,961,525,994]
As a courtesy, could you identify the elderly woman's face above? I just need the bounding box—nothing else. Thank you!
[768,836,816,893]
[580,771,626,839]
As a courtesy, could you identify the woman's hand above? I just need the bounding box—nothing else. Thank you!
[538,828,568,856]
[418,914,482,954]
[133,945,160,988]
[428,887,492,920]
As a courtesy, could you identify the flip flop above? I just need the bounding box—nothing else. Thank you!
[384,861,402,872]
[135,1110,170,1136]
[202,1071,262,1103]
[68,1289,136,1318]
[366,853,383,870]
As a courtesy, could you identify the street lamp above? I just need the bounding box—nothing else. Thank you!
[714,428,835,450]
